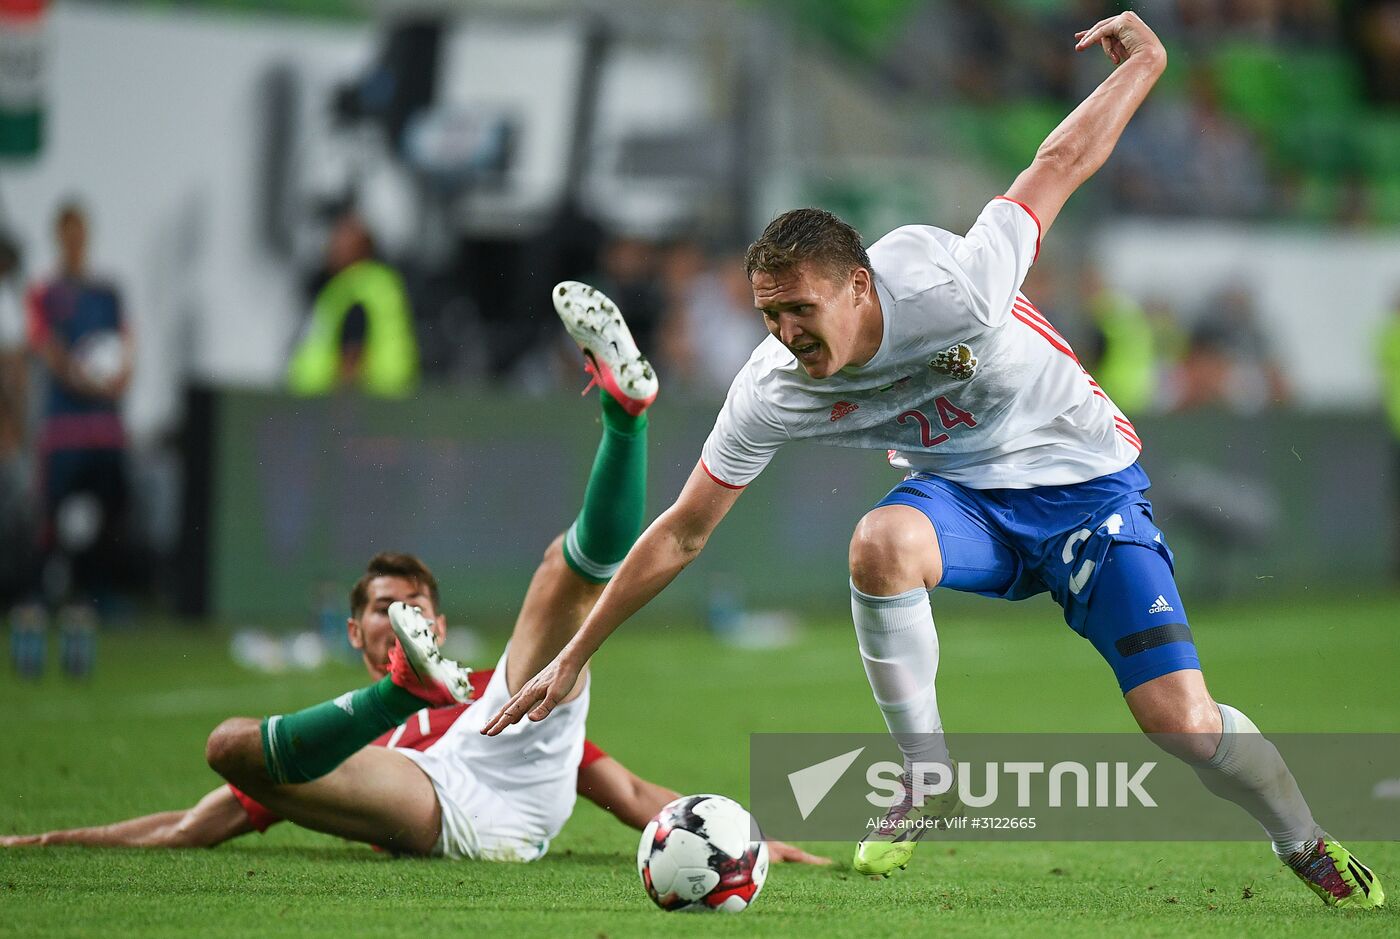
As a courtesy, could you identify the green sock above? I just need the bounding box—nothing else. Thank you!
[562,394,648,583]
[260,676,427,784]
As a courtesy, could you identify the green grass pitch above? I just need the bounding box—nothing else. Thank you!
[3,591,1398,937]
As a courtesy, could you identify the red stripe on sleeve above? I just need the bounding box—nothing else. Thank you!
[1012,310,1077,360]
[700,459,746,490]
[579,740,608,770]
[1113,417,1141,445]
[1012,301,1075,353]
[994,195,1042,262]
[1113,416,1142,447]
[1012,299,1062,337]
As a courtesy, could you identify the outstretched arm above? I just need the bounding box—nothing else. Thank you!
[0,786,254,849]
[483,460,744,734]
[577,755,680,831]
[577,756,831,865]
[1004,11,1167,238]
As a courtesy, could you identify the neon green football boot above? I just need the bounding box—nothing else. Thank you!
[852,778,963,877]
[1284,836,1385,909]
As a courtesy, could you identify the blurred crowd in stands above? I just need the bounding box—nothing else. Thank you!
[844,0,1400,225]
[285,211,1302,421]
[289,206,1302,421]
[272,3,1400,403]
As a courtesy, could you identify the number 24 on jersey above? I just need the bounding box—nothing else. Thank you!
[896,396,977,448]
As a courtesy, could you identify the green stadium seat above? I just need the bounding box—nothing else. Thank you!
[1287,51,1363,116]
[1276,113,1362,178]
[1291,173,1344,224]
[1358,113,1400,177]
[935,106,995,172]
[1214,43,1292,132]
[996,102,1062,167]
[1371,174,1400,226]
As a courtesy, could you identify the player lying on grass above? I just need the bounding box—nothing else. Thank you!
[3,286,823,865]
[485,12,1382,907]
[0,552,816,865]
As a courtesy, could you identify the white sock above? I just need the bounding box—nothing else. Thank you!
[1192,703,1320,857]
[850,581,949,795]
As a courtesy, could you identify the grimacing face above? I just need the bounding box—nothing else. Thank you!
[751,262,880,378]
[347,575,446,680]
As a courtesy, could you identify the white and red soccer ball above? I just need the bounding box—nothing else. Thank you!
[637,794,769,913]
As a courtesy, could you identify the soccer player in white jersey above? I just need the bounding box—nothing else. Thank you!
[485,12,1383,908]
[1,549,823,865]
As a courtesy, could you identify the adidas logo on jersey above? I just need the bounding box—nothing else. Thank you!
[829,401,859,422]
[930,343,978,381]
[1147,595,1174,615]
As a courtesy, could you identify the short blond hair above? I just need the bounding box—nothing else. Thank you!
[744,208,871,282]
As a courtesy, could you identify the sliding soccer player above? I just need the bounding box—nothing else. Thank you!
[2,553,816,866]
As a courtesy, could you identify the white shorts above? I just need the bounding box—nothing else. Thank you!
[397,648,588,862]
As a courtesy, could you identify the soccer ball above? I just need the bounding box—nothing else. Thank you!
[637,794,769,913]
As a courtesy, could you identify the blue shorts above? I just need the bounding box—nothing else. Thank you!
[874,463,1200,694]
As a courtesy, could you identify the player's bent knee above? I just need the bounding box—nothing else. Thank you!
[542,532,567,568]
[205,718,263,782]
[849,506,940,594]
[1127,673,1222,764]
[1142,723,1223,765]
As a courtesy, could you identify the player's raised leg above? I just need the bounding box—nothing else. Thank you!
[1086,542,1385,909]
[204,613,472,853]
[504,281,655,694]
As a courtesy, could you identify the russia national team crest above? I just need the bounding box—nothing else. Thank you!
[930,343,978,381]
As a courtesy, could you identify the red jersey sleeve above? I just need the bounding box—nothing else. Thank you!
[579,739,608,770]
[228,783,282,833]
[372,671,491,750]
[468,669,492,701]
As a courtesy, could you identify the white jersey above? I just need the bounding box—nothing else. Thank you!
[700,197,1141,491]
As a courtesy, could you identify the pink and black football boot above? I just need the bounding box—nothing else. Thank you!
[387,601,473,707]
[553,280,658,416]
